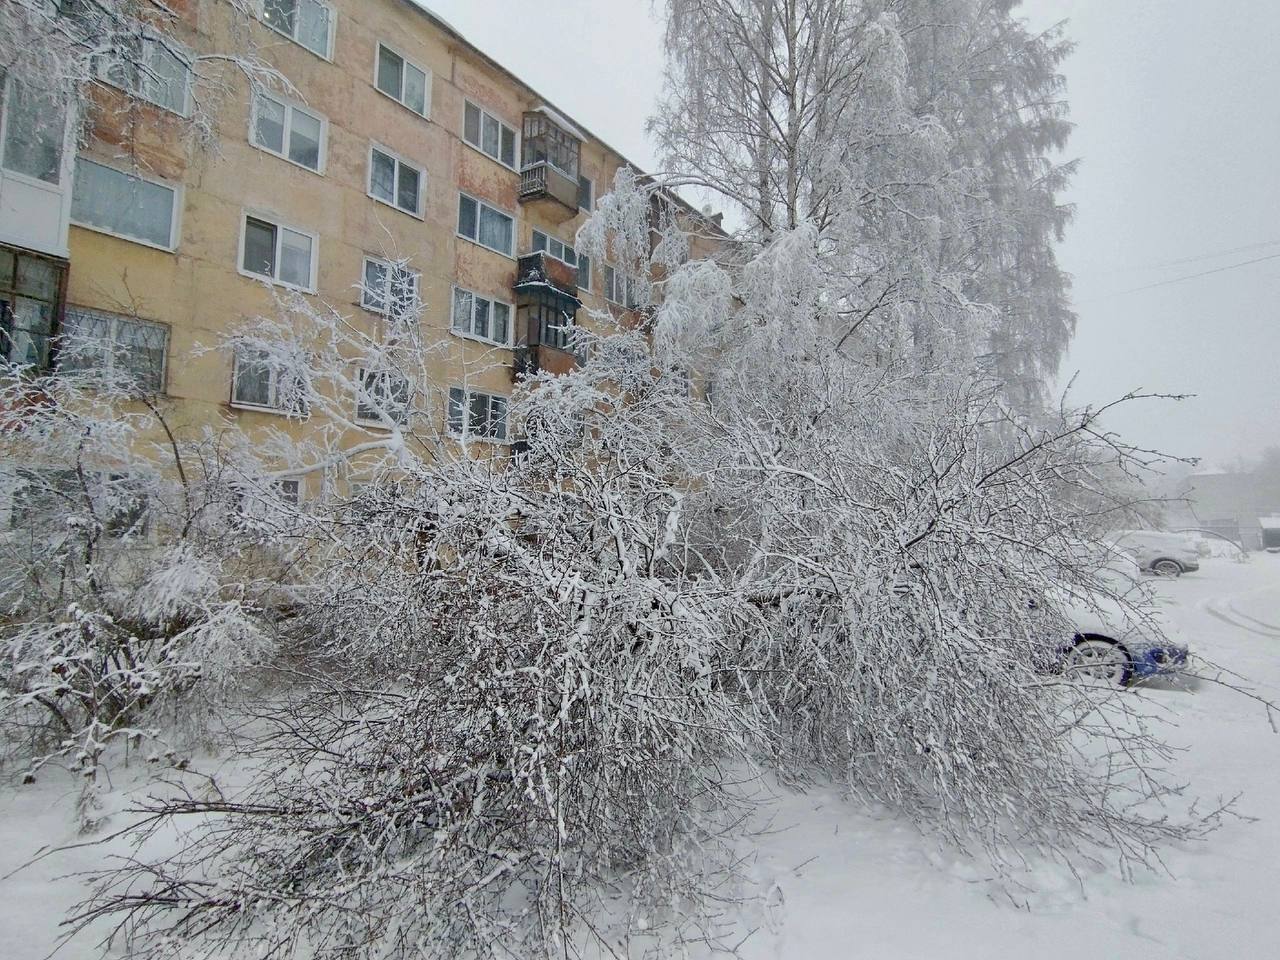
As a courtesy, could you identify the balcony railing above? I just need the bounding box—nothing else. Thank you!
[518,161,579,215]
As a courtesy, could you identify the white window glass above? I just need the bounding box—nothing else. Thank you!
[462,101,516,168]
[376,45,428,116]
[478,205,512,255]
[457,195,512,256]
[71,159,177,249]
[287,108,322,168]
[1,77,65,184]
[264,0,332,58]
[278,228,313,287]
[296,0,331,57]
[254,95,286,153]
[369,147,422,216]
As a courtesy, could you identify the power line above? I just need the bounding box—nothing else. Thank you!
[1093,251,1280,300]
[1088,238,1280,276]
[1140,239,1280,271]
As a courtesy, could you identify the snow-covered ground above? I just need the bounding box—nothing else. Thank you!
[731,554,1280,960]
[3,556,1278,959]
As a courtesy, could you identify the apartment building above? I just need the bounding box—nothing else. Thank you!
[0,0,720,494]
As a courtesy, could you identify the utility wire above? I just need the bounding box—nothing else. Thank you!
[1090,238,1280,276]
[1093,251,1280,300]
[1140,239,1280,271]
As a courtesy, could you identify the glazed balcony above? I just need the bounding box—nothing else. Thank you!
[518,110,582,220]
[512,251,581,379]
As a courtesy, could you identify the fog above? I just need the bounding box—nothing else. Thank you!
[425,0,1280,468]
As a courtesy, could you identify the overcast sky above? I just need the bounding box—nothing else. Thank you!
[425,0,1280,469]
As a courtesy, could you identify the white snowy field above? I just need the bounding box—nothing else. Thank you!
[2,555,1278,959]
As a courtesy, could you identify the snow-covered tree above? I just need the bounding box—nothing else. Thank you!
[651,0,1076,392]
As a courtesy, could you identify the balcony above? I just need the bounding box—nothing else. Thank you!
[518,110,582,220]
[519,162,579,218]
[512,252,581,379]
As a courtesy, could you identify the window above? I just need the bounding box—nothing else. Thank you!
[356,368,411,425]
[0,247,64,370]
[447,387,507,441]
[263,0,333,58]
[604,264,639,308]
[251,92,325,172]
[1,73,66,184]
[456,193,513,256]
[240,214,315,289]
[71,159,179,250]
[578,175,593,212]
[532,229,590,290]
[451,287,511,345]
[103,33,192,116]
[375,44,429,116]
[59,308,168,393]
[232,346,307,413]
[361,258,419,320]
[368,146,423,217]
[463,101,516,168]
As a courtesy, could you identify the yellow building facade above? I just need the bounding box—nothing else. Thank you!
[0,0,720,493]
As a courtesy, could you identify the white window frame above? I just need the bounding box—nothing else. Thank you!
[450,286,513,347]
[447,386,509,443]
[355,367,412,427]
[249,90,328,174]
[578,174,594,212]
[374,42,431,118]
[462,99,517,170]
[59,307,170,393]
[260,0,335,60]
[367,143,425,218]
[532,229,590,289]
[71,158,182,252]
[237,211,318,292]
[456,191,515,258]
[360,256,420,320]
[99,30,194,118]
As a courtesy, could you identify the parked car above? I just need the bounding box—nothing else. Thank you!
[1054,555,1190,685]
[1109,529,1201,578]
